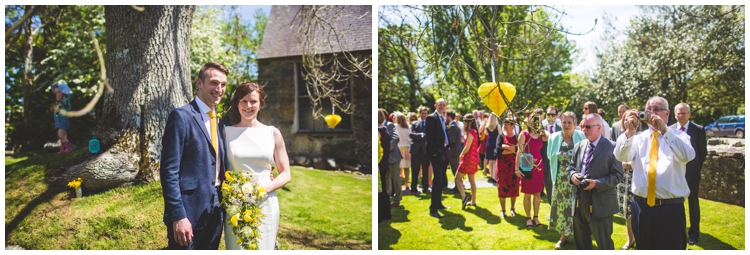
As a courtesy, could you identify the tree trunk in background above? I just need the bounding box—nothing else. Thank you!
[56,6,195,190]
[22,8,33,123]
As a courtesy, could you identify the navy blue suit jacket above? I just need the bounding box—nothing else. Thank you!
[160,100,228,226]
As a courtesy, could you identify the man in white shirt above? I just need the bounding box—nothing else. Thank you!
[614,96,695,250]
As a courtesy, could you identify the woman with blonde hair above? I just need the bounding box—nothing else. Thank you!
[395,113,413,193]
[484,114,500,185]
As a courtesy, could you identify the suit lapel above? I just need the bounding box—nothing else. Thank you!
[189,100,215,155]
[589,135,606,166]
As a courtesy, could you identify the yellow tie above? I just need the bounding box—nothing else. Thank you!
[647,131,659,206]
[207,110,219,184]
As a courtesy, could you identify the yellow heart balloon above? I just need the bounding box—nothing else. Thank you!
[478,82,516,116]
[324,114,342,129]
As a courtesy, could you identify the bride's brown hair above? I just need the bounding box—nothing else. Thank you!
[229,82,267,125]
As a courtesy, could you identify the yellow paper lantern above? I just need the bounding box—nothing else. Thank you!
[324,114,342,129]
[478,82,516,116]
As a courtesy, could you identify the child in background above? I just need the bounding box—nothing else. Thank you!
[50,83,73,154]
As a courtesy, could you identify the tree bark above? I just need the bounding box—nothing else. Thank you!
[22,6,33,123]
[56,6,195,190]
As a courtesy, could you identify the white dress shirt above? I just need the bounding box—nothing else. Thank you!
[614,128,696,199]
[194,97,215,141]
[602,120,611,141]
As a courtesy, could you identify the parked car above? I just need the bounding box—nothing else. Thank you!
[705,115,745,138]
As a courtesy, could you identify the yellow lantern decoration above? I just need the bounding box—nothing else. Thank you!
[324,114,342,129]
[478,82,516,116]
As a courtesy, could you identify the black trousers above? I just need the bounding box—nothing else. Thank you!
[166,203,223,249]
[429,152,447,211]
[410,153,430,191]
[631,198,687,250]
[687,180,701,239]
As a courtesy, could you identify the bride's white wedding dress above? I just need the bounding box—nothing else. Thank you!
[224,126,280,250]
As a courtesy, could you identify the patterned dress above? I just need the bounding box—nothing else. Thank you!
[457,129,479,174]
[617,165,634,218]
[549,140,574,236]
[520,131,544,194]
[497,133,520,198]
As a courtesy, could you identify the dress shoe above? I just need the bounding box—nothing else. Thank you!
[555,239,569,249]
[620,241,635,250]
[429,211,442,218]
[461,194,471,210]
[412,190,422,196]
[390,202,400,208]
[688,237,698,245]
[437,205,451,210]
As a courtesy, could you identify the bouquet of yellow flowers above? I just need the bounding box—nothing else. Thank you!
[67,177,82,189]
[220,170,267,250]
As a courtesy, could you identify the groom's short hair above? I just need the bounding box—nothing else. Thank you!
[198,62,229,82]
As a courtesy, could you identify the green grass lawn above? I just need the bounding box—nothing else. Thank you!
[379,184,745,250]
[5,149,372,250]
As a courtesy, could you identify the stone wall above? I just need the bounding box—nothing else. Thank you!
[257,53,372,174]
[700,145,745,206]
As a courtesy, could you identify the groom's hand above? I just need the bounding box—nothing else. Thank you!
[173,218,193,247]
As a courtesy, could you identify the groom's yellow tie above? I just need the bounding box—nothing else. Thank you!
[208,110,219,184]
[647,131,659,207]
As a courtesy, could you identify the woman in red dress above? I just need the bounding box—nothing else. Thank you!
[456,114,479,209]
[496,117,520,218]
[515,109,549,228]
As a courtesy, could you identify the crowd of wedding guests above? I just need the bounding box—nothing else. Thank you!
[379,96,707,250]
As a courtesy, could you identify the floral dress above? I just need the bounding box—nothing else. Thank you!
[548,140,574,236]
[496,134,519,198]
[617,163,634,218]
[457,129,479,174]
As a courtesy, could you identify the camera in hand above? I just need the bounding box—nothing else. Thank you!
[638,111,648,121]
[409,132,426,141]
[578,174,591,189]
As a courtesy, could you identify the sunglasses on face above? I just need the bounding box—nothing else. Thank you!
[547,113,556,116]
[582,124,600,129]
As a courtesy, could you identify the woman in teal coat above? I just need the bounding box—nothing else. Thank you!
[547,111,586,249]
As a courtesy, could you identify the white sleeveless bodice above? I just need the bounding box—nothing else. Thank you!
[225,126,275,185]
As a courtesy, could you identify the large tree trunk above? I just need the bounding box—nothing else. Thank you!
[55,6,195,190]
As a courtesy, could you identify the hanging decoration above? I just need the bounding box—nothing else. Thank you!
[324,104,342,129]
[478,82,516,116]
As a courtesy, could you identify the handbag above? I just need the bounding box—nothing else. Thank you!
[519,132,535,180]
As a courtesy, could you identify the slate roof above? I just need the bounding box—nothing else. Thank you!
[257,5,372,60]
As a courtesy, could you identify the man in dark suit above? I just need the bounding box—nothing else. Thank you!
[426,98,450,218]
[542,106,562,203]
[409,106,430,196]
[160,62,229,249]
[670,103,707,245]
[446,110,464,193]
[568,113,623,250]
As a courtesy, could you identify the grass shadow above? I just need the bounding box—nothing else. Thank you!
[277,224,372,250]
[438,209,473,232]
[377,220,402,250]
[389,206,411,223]
[4,184,67,236]
[464,204,501,225]
[688,232,737,250]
